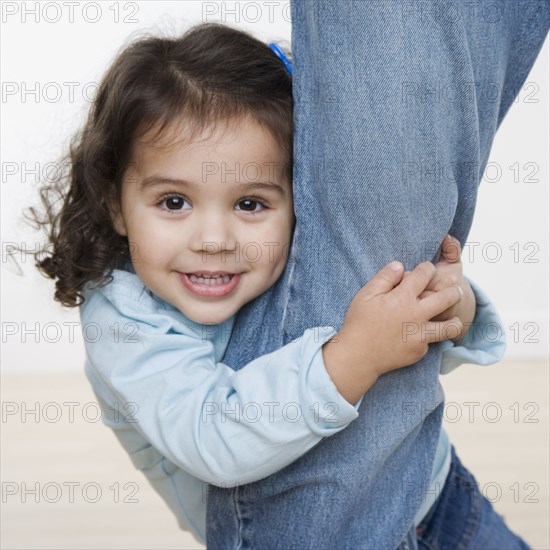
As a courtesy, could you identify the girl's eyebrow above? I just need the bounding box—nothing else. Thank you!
[140,176,286,196]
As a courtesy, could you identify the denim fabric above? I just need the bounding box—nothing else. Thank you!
[415,445,531,550]
[207,1,549,548]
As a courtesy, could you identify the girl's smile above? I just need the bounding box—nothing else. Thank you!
[179,271,242,298]
[110,116,295,324]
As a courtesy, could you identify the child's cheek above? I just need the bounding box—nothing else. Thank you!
[129,226,178,265]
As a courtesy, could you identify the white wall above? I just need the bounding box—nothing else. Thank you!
[463,37,549,359]
[1,1,548,372]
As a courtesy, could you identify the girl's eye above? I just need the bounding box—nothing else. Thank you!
[235,198,266,213]
[158,194,191,212]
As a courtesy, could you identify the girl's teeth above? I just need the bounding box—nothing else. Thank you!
[188,274,232,285]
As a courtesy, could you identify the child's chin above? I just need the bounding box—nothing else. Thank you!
[186,308,233,326]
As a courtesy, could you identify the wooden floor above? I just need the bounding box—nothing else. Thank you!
[2,360,548,549]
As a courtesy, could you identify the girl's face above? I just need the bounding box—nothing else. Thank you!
[112,116,295,324]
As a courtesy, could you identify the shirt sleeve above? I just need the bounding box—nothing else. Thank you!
[81,286,361,487]
[439,276,507,375]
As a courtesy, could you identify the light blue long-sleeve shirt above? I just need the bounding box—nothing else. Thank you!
[80,265,506,545]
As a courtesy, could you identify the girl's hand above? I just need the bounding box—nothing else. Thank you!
[415,234,476,344]
[322,260,464,403]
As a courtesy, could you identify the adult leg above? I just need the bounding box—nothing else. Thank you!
[207,1,549,548]
[416,445,530,549]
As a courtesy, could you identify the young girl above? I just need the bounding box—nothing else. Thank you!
[29,23,505,546]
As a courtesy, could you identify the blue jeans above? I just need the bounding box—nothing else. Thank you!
[207,1,549,548]
[414,445,530,549]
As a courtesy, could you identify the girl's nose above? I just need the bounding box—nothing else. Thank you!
[188,211,238,254]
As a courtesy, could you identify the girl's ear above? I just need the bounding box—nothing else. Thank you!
[106,197,127,237]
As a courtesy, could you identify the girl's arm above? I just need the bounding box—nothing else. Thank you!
[81,260,459,487]
[82,283,354,488]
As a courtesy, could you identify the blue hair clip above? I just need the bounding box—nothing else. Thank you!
[268,42,293,76]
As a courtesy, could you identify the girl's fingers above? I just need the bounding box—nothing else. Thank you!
[427,307,453,323]
[358,261,405,301]
[422,317,463,343]
[440,234,462,263]
[397,261,436,297]
[420,284,463,320]
[418,289,436,301]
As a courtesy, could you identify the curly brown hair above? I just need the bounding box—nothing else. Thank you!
[25,22,293,308]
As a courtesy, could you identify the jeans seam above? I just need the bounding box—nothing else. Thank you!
[455,472,482,550]
[280,223,299,338]
[233,485,245,550]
